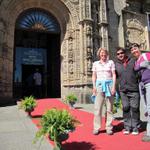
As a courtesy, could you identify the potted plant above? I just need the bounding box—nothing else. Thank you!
[65,93,78,108]
[34,108,80,150]
[19,95,37,116]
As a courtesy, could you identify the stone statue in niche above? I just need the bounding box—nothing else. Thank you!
[87,59,92,73]
[94,38,100,51]
[87,47,92,59]
[91,3,99,23]
[86,47,92,74]
[67,35,74,77]
[86,24,92,35]
[68,60,74,80]
[68,37,73,51]
[86,24,92,49]
[68,51,73,61]
[68,60,73,74]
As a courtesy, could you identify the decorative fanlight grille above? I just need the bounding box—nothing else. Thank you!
[16,9,60,33]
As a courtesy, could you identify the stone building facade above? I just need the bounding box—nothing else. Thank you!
[0,0,150,103]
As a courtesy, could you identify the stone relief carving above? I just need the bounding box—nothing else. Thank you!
[60,0,80,83]
[114,0,126,16]
[67,33,74,79]
[125,18,147,49]
[74,29,80,80]
[62,0,79,27]
[99,0,108,50]
[85,0,90,18]
[100,0,107,23]
[93,37,100,60]
[61,40,67,82]
[86,24,92,35]
[86,47,92,74]
[91,1,100,60]
[61,42,66,61]
[85,23,92,75]
[87,47,92,59]
[91,2,99,23]
[68,37,73,51]
[86,24,92,48]
[68,60,73,74]
[68,0,79,4]
[91,2,99,34]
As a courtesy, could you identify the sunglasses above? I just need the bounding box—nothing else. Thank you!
[117,52,124,56]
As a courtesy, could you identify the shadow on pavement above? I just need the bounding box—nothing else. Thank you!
[0,97,17,107]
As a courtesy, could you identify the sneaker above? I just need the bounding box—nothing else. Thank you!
[93,130,100,135]
[106,130,113,135]
[123,129,130,135]
[142,135,150,142]
[132,128,139,135]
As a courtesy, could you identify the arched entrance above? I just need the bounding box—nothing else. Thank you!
[13,8,61,98]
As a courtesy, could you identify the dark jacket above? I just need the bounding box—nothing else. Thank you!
[115,56,139,92]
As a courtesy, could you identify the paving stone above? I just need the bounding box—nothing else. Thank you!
[0,105,52,150]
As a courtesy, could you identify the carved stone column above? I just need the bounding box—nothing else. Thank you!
[91,0,101,60]
[99,0,109,50]
[67,31,74,81]
[85,20,93,77]
[79,0,93,78]
[61,29,74,86]
[76,0,93,103]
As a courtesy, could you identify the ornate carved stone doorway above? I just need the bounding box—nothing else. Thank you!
[13,8,61,98]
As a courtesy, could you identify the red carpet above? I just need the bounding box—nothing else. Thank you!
[32,99,150,150]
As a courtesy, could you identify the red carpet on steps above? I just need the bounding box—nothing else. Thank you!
[31,99,150,150]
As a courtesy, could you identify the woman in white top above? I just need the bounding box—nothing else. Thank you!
[92,48,116,135]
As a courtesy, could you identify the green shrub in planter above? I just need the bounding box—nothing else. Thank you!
[34,108,80,150]
[19,95,37,116]
[65,93,78,108]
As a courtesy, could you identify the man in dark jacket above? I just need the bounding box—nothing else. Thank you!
[115,47,140,135]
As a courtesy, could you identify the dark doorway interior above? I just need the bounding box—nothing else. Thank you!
[13,29,60,98]
[22,65,44,97]
[46,33,61,98]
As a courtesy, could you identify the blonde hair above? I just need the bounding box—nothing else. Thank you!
[97,47,108,59]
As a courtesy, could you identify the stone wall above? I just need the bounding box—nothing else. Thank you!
[0,0,150,103]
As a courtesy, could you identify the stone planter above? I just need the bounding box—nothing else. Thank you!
[69,102,75,109]
[49,132,69,142]
[25,108,34,116]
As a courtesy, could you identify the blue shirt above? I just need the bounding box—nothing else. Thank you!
[96,80,113,97]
